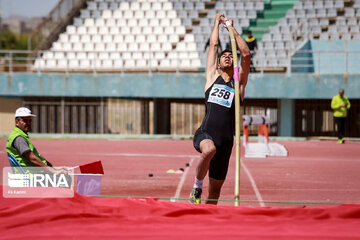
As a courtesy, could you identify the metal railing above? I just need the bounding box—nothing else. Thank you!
[0,49,360,74]
[0,49,203,74]
[29,0,87,51]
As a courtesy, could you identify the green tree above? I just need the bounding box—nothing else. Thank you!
[0,30,32,50]
[0,30,33,65]
[0,30,19,50]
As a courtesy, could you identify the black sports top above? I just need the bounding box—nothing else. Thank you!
[199,75,235,145]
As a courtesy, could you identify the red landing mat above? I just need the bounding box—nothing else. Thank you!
[1,186,360,240]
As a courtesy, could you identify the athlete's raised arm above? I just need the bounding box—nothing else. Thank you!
[205,13,225,92]
[222,17,251,100]
[234,26,250,100]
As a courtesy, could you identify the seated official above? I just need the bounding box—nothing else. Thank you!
[6,107,68,177]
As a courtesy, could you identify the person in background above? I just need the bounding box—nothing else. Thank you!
[204,37,222,53]
[331,89,351,144]
[245,30,258,72]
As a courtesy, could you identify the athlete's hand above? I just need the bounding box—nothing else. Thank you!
[215,13,225,26]
[222,18,234,31]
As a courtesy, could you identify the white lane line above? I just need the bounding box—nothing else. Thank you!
[240,159,265,207]
[173,158,195,201]
[87,152,198,159]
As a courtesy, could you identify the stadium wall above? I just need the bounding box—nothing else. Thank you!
[0,72,359,99]
[0,97,22,133]
[0,72,359,137]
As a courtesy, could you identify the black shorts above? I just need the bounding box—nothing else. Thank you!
[193,128,234,180]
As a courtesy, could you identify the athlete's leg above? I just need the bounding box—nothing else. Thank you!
[196,139,216,180]
[206,177,225,205]
[206,140,233,204]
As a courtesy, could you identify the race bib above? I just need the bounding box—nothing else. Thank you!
[208,84,234,108]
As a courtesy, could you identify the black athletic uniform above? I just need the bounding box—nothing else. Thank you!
[193,75,235,180]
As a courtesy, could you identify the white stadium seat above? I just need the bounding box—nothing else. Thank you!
[54,52,64,59]
[180,59,191,68]
[158,35,168,43]
[134,11,144,19]
[106,18,116,27]
[162,42,172,51]
[58,33,69,43]
[163,2,173,11]
[154,52,165,60]
[140,43,150,52]
[151,43,161,52]
[77,52,87,60]
[95,43,105,52]
[130,2,140,11]
[84,43,94,52]
[119,2,129,11]
[167,10,177,19]
[102,59,113,69]
[124,59,136,68]
[84,18,94,27]
[136,35,146,43]
[168,52,178,60]
[110,52,120,60]
[191,59,201,68]
[124,35,135,43]
[136,59,147,68]
[66,26,76,34]
[152,2,162,11]
[95,18,105,27]
[123,11,133,18]
[106,43,116,52]
[145,10,155,19]
[69,35,80,43]
[52,42,62,51]
[141,2,151,11]
[113,9,122,19]
[117,43,127,52]
[171,18,181,27]
[68,59,79,69]
[128,43,139,51]
[62,43,72,51]
[159,59,171,68]
[65,51,75,60]
[80,35,91,43]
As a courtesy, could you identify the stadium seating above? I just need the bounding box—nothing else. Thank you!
[253,0,360,70]
[33,0,360,73]
[34,0,203,71]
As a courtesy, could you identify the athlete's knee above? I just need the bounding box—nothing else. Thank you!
[200,142,216,159]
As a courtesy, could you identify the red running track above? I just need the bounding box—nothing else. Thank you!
[1,138,359,207]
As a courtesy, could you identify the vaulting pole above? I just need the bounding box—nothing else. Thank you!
[221,16,241,206]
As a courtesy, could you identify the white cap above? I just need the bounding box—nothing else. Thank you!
[15,107,36,118]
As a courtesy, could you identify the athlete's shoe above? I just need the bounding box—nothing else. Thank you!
[190,188,202,204]
[338,138,344,144]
